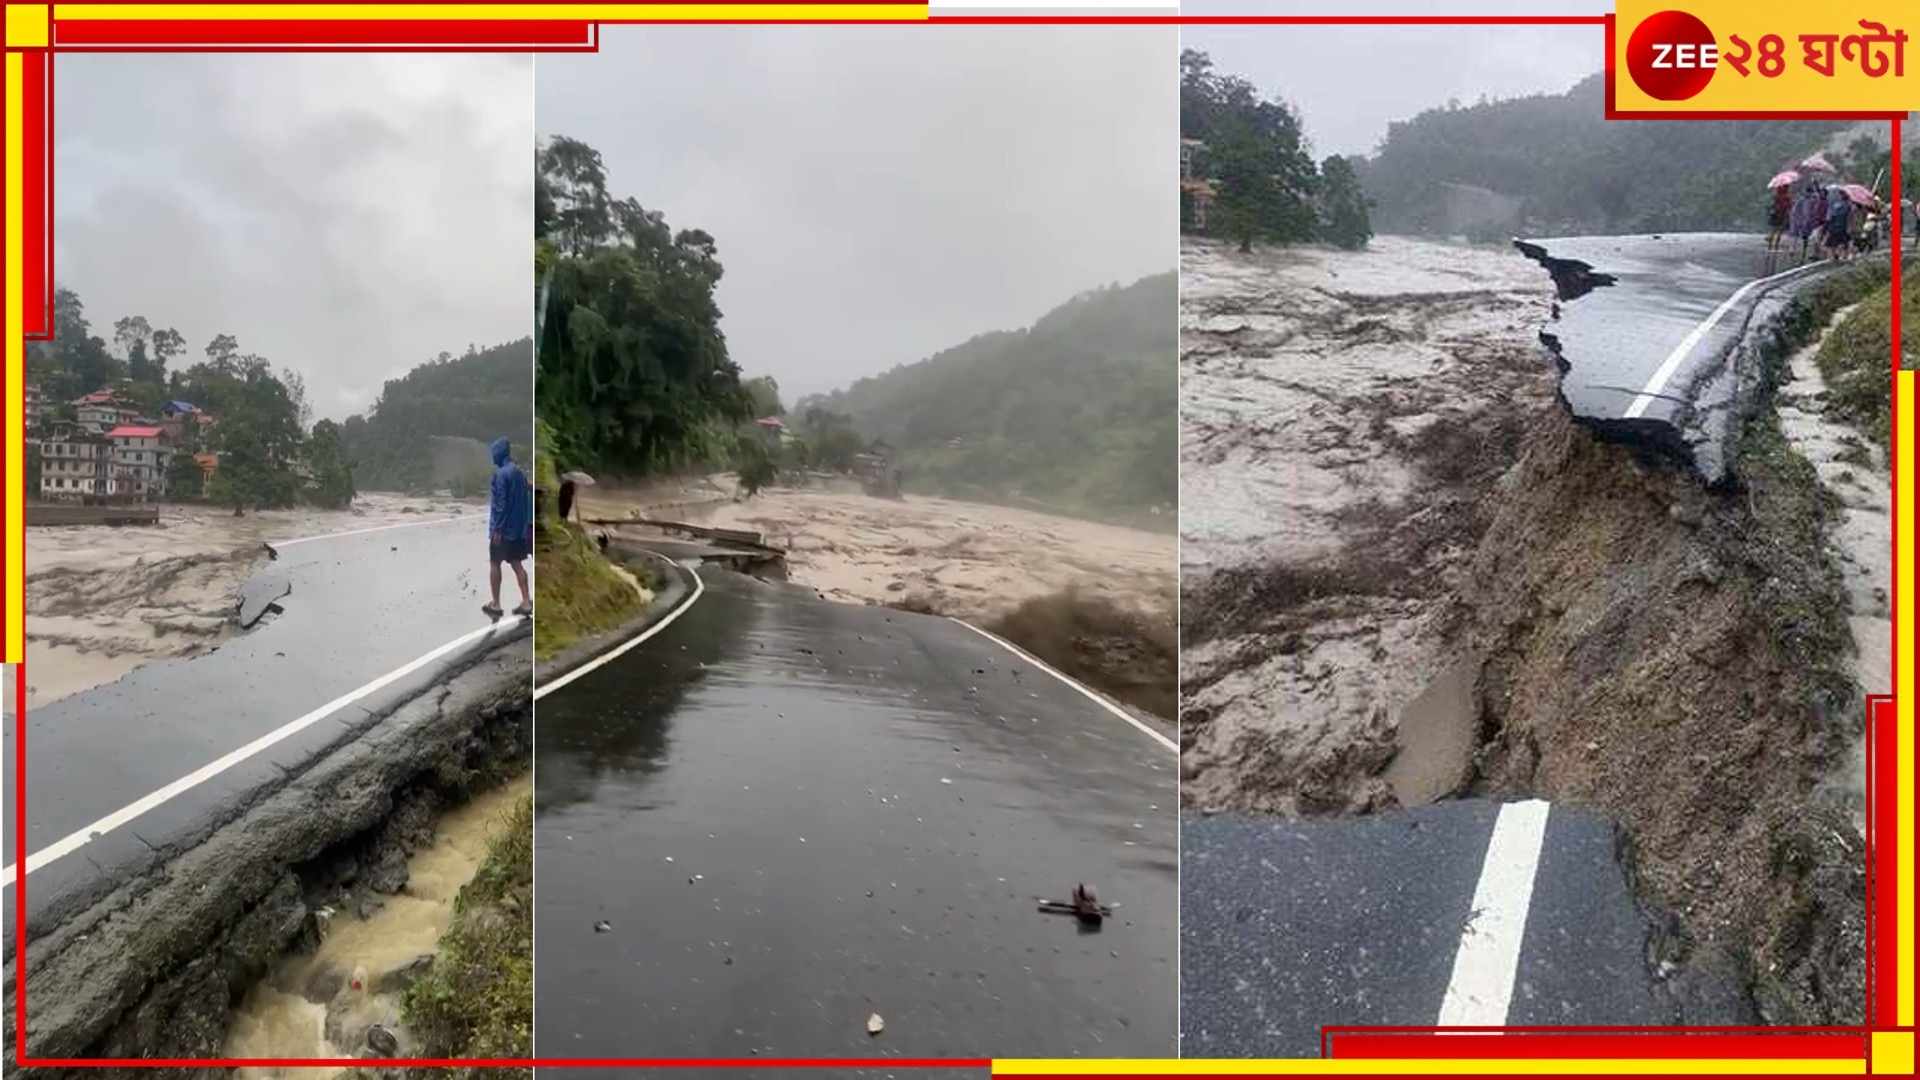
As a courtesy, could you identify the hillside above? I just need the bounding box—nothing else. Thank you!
[796,273,1175,522]
[1352,73,1899,236]
[340,339,532,493]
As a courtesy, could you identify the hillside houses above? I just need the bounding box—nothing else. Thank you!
[34,387,208,501]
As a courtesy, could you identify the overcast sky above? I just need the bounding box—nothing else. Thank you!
[537,26,1175,400]
[1182,0,1604,158]
[54,54,531,422]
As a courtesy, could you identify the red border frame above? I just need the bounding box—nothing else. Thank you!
[5,6,1907,1072]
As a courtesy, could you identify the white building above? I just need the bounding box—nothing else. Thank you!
[107,424,172,498]
[38,421,112,499]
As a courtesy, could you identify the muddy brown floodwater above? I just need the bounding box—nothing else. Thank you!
[222,773,531,1076]
[578,484,1180,720]
[1179,235,1555,812]
[25,493,478,706]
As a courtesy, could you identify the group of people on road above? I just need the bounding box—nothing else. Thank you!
[1771,182,1873,262]
[1770,175,1912,263]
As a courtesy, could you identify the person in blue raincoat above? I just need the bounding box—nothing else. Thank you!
[485,436,533,619]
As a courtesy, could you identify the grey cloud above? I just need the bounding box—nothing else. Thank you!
[54,53,531,420]
[1183,0,1604,158]
[537,24,1175,399]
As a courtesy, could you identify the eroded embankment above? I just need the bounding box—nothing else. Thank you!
[1178,236,1877,1024]
[2,643,532,1076]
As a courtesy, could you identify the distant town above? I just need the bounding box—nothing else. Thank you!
[27,384,316,505]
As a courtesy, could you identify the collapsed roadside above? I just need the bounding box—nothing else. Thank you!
[1178,235,1894,1024]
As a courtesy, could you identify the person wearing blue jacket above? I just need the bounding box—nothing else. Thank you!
[486,436,533,619]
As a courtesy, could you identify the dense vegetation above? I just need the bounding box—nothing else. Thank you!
[397,791,532,1079]
[532,416,653,660]
[536,135,752,479]
[794,273,1177,521]
[337,339,533,493]
[1349,73,1912,236]
[25,286,353,512]
[1180,49,1372,251]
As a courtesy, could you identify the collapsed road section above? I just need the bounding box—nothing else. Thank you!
[3,516,532,1069]
[1178,233,1887,1050]
[1514,233,1887,485]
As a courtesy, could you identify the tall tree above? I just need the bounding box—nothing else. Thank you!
[1181,49,1318,251]
[536,135,751,478]
[1319,154,1373,250]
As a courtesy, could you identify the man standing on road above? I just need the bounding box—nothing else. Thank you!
[486,436,533,619]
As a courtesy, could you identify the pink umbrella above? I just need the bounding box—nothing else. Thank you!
[1800,152,1837,173]
[1768,170,1800,189]
[1839,183,1878,207]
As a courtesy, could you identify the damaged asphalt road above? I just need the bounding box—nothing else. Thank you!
[535,569,1178,1059]
[3,515,523,945]
[1181,800,1670,1058]
[1515,233,1885,485]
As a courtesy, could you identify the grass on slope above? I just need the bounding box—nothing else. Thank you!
[1813,275,1917,450]
[534,521,651,661]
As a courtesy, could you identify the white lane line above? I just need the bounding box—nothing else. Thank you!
[1,615,525,890]
[1623,253,1875,419]
[272,514,476,548]
[1436,799,1553,1027]
[533,564,706,702]
[946,618,1178,755]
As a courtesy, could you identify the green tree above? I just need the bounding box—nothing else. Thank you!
[734,432,777,498]
[166,446,206,500]
[1319,154,1373,250]
[307,418,356,509]
[1181,49,1318,252]
[536,135,752,478]
[743,375,784,418]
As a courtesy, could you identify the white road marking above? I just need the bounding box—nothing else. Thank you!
[1,616,525,890]
[1436,798,1553,1027]
[946,618,1178,755]
[272,514,476,548]
[1624,253,1881,419]
[533,563,706,701]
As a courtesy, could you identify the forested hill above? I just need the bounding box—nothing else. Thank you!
[796,273,1175,523]
[340,339,531,492]
[1353,73,1891,236]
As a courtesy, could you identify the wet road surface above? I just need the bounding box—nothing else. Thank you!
[535,568,1178,1060]
[1181,800,1666,1058]
[3,515,528,942]
[1515,232,1889,484]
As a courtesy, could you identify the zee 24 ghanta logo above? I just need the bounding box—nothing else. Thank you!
[1626,9,1908,101]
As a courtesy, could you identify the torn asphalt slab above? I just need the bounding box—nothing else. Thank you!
[1514,233,1876,486]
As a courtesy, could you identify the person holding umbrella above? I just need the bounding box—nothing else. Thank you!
[1790,183,1822,261]
[1766,170,1796,251]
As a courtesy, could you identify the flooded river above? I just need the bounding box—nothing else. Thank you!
[222,773,531,1075]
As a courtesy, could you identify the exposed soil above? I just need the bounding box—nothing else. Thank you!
[983,587,1177,721]
[1178,235,1874,1025]
[3,646,532,1076]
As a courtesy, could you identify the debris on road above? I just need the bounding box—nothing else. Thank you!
[1038,883,1112,926]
